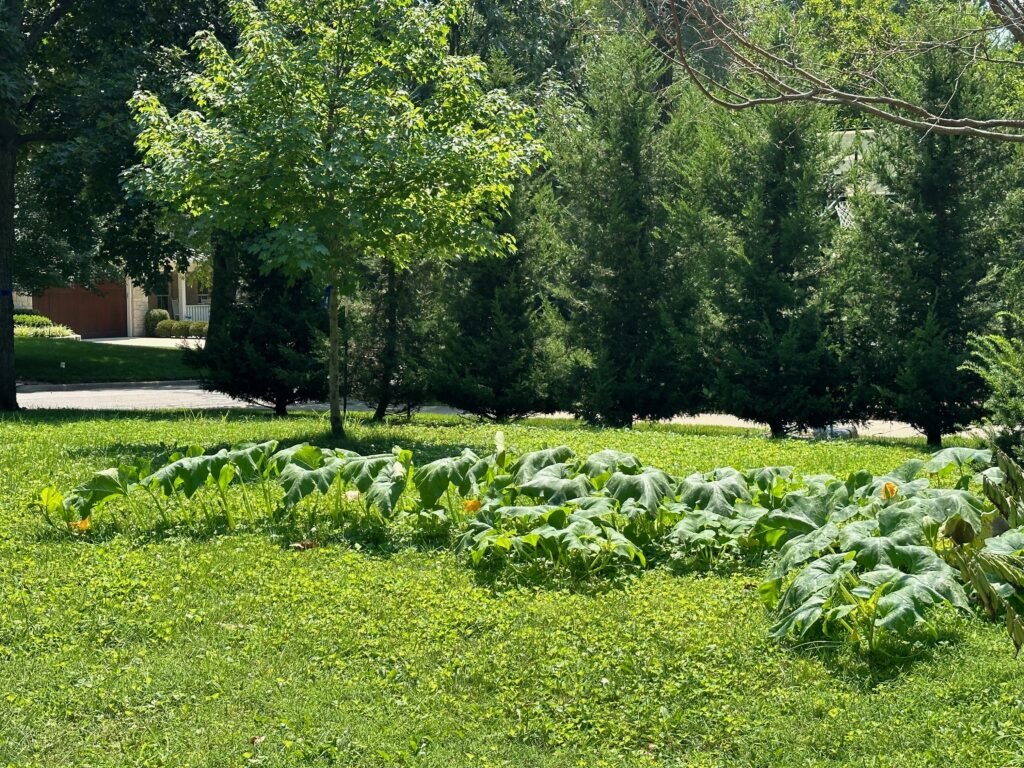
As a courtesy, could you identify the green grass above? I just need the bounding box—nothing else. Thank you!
[1,411,1021,767]
[14,338,193,384]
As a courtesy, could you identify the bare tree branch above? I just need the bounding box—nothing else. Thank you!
[641,0,1024,142]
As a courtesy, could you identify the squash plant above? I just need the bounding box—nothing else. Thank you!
[33,440,1024,656]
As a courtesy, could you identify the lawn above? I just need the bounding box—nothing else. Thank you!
[14,338,193,384]
[0,411,1021,768]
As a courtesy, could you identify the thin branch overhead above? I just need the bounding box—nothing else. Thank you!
[640,0,1024,142]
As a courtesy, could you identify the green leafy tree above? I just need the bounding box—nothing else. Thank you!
[554,32,705,426]
[837,49,1003,444]
[0,0,218,411]
[454,0,593,90]
[709,107,844,437]
[131,0,541,436]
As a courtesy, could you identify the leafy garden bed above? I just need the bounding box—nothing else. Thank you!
[40,436,1024,657]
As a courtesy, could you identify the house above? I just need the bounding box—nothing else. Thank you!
[14,267,210,339]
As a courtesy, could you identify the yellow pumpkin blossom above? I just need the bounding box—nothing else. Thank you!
[68,517,90,532]
[463,499,482,512]
[882,481,898,500]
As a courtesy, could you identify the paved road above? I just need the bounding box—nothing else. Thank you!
[13,380,928,438]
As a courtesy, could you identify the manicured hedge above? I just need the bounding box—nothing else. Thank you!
[155,318,208,338]
[14,324,76,338]
[14,313,54,328]
[144,308,171,337]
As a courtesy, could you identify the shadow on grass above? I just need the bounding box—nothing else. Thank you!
[783,617,967,688]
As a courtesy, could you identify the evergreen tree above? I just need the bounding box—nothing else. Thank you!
[555,32,704,427]
[427,0,594,420]
[436,182,580,420]
[186,245,327,416]
[349,258,440,419]
[837,50,1001,444]
[710,108,844,437]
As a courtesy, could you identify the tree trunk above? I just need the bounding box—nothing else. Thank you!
[274,400,288,417]
[925,426,943,447]
[769,421,787,439]
[204,231,240,362]
[328,282,344,437]
[0,137,18,412]
[372,261,399,421]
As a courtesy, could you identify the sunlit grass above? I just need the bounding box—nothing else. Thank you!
[0,410,1019,768]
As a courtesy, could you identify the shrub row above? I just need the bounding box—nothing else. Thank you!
[144,308,170,337]
[14,313,53,328]
[14,324,76,338]
[155,319,208,339]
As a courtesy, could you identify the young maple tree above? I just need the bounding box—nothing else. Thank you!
[131,0,541,434]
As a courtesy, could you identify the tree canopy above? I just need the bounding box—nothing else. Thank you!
[131,0,543,434]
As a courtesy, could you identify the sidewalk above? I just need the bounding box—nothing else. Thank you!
[85,336,205,350]
[12,381,930,438]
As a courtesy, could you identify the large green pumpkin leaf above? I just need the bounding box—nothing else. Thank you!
[923,447,992,476]
[269,443,331,473]
[679,468,750,517]
[496,505,567,531]
[853,546,969,634]
[752,492,831,548]
[279,456,344,509]
[606,467,675,512]
[769,553,857,639]
[839,504,926,569]
[67,467,137,516]
[985,528,1024,556]
[579,449,643,479]
[518,464,592,505]
[227,441,280,481]
[413,449,481,508]
[337,454,395,493]
[141,449,231,499]
[510,446,576,484]
[919,489,986,537]
[772,522,840,578]
[366,460,409,517]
